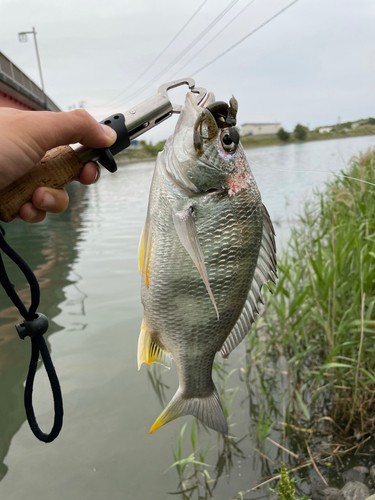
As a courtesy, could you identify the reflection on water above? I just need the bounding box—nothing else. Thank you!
[250,135,375,245]
[0,135,374,500]
[0,183,87,482]
[148,365,170,409]
[169,425,248,500]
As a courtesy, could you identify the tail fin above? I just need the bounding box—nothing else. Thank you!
[149,385,228,435]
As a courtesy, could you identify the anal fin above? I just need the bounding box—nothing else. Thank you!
[137,318,171,370]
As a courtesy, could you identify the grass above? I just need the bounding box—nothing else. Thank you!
[256,147,375,438]
[168,417,247,499]
[271,462,311,500]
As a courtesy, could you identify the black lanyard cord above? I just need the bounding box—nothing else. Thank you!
[0,226,63,443]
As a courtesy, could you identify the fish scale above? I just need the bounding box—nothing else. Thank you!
[138,92,276,434]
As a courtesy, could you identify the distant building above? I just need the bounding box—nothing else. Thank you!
[241,122,281,136]
[0,51,60,111]
[318,127,333,133]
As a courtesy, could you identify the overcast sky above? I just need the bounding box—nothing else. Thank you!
[1,0,374,142]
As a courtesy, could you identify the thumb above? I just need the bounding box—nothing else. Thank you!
[27,109,117,151]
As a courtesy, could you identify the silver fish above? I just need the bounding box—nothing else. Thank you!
[138,92,277,435]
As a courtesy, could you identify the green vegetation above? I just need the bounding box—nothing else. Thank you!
[318,117,375,131]
[294,124,308,141]
[277,127,290,142]
[272,462,311,500]
[139,140,166,156]
[116,139,166,162]
[337,121,352,130]
[276,463,296,500]
[168,415,246,498]
[256,148,375,437]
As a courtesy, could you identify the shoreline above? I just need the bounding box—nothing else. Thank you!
[240,127,375,149]
[116,130,375,164]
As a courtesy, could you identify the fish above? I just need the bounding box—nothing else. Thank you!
[137,91,277,435]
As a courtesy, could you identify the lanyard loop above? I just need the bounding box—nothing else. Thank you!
[0,226,64,443]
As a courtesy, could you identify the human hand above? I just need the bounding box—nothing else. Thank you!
[0,107,117,223]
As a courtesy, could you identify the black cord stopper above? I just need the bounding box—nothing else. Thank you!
[16,312,49,340]
[98,113,130,173]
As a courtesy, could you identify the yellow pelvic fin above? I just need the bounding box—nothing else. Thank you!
[137,319,171,371]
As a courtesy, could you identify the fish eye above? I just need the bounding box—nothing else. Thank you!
[222,134,232,145]
[220,130,238,152]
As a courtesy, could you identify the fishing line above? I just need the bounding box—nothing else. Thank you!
[97,0,209,109]
[248,158,375,188]
[168,0,257,81]
[190,0,300,77]
[108,0,240,112]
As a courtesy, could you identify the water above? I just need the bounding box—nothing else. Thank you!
[0,135,374,500]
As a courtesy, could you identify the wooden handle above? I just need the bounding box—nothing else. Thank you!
[0,145,85,222]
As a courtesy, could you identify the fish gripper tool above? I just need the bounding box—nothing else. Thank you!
[95,78,207,173]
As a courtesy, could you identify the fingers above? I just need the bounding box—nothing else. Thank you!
[78,162,101,185]
[18,164,101,223]
[32,187,69,213]
[25,109,117,152]
[18,203,46,223]
[18,187,69,223]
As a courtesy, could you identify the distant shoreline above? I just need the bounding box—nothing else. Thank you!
[116,128,375,164]
[240,126,375,149]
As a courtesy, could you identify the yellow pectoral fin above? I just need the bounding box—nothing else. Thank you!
[137,319,172,370]
[145,253,151,288]
[138,225,146,276]
[138,220,152,287]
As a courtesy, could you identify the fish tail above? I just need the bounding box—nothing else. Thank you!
[149,385,228,435]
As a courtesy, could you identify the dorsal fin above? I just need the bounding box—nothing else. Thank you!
[220,204,277,359]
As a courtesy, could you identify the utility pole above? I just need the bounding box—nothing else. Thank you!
[18,27,47,109]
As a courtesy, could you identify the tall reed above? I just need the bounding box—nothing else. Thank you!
[258,148,375,436]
